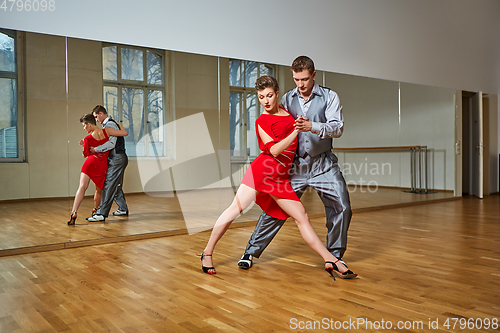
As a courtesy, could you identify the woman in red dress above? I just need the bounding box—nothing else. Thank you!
[67,114,128,225]
[199,76,356,279]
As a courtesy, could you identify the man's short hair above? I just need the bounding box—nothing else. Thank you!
[255,75,279,93]
[92,105,107,115]
[291,56,315,75]
[80,113,96,126]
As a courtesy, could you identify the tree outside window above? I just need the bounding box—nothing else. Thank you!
[229,60,275,161]
[0,29,19,160]
[102,44,166,157]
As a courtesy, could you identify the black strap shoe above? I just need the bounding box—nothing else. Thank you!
[325,259,357,280]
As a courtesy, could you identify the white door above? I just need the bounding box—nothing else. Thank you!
[470,91,483,198]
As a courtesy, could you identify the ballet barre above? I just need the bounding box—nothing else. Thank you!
[332,145,432,194]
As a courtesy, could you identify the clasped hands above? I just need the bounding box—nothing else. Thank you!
[294,116,312,132]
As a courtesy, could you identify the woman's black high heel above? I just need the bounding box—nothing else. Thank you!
[92,207,97,215]
[325,259,357,280]
[67,212,77,225]
[197,252,216,274]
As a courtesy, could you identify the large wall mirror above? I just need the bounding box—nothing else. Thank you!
[0,30,458,255]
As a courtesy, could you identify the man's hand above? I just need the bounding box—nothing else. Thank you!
[295,116,312,132]
[90,147,96,154]
[79,139,84,146]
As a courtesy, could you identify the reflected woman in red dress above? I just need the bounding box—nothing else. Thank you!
[68,114,128,225]
[199,76,356,279]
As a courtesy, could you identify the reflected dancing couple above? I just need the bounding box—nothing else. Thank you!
[199,71,357,280]
[67,113,128,225]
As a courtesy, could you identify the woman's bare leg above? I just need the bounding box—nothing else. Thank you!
[71,173,91,215]
[201,184,258,272]
[271,196,349,273]
[93,187,102,212]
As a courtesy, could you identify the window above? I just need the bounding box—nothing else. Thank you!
[102,44,167,157]
[0,29,23,161]
[229,60,275,160]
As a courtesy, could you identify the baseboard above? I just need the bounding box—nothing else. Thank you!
[351,196,462,213]
[1,185,456,204]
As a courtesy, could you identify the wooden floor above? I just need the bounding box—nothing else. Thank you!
[0,195,498,332]
[0,186,455,253]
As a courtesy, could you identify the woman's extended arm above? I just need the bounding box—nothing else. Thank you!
[105,122,128,137]
[82,136,91,157]
[258,125,298,157]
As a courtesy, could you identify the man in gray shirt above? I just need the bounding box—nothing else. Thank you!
[238,56,353,273]
[87,105,129,221]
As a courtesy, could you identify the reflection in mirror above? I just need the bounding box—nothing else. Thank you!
[103,86,119,119]
[0,77,17,157]
[0,29,19,160]
[0,29,459,256]
[229,59,243,87]
[245,61,258,88]
[330,73,456,209]
[147,90,164,156]
[102,45,117,81]
[147,51,163,85]
[0,31,15,72]
[121,48,143,81]
[246,92,259,157]
[229,91,243,158]
[122,87,145,156]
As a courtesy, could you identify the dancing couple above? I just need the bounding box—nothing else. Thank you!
[199,56,356,280]
[68,106,129,225]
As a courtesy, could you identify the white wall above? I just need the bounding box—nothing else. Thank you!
[1,0,498,94]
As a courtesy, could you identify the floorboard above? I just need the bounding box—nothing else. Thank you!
[0,195,498,332]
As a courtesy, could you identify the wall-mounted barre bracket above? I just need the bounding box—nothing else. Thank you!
[332,145,436,194]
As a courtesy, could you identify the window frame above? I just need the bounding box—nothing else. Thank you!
[102,43,170,159]
[0,29,25,162]
[229,60,276,162]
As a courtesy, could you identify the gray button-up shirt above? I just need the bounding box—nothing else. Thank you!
[281,82,344,139]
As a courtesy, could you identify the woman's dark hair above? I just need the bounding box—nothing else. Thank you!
[255,75,279,93]
[80,113,96,126]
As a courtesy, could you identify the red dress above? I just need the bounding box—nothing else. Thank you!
[241,107,300,219]
[81,130,109,190]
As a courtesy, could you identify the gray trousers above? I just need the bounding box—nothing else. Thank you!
[244,151,352,259]
[97,151,128,217]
